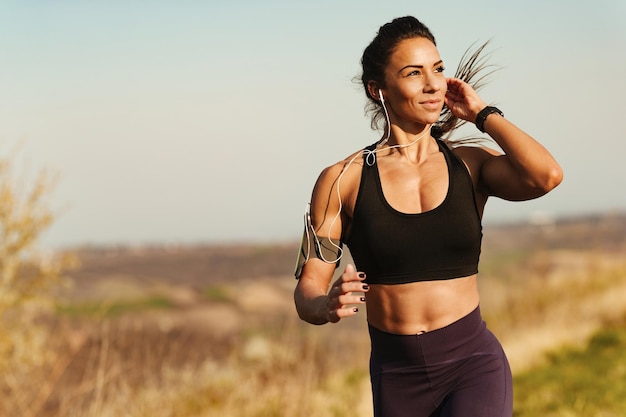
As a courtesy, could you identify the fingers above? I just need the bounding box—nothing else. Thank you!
[445,77,465,93]
[445,78,469,101]
[333,263,366,287]
[329,265,369,301]
[445,77,487,122]
[325,264,368,323]
[328,304,361,322]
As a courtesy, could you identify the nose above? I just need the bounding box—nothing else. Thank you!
[424,73,442,93]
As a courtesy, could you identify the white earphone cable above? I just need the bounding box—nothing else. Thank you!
[307,93,431,265]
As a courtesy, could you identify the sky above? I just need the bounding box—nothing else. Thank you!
[1,0,625,249]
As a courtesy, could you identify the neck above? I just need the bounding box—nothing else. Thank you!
[377,125,435,163]
[379,124,432,147]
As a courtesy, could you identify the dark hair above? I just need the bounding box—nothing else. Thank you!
[360,16,435,113]
[359,16,496,141]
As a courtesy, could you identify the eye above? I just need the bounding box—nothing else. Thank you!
[435,65,446,73]
[408,70,421,76]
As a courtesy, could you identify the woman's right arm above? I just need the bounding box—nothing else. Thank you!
[295,262,367,325]
[294,163,368,325]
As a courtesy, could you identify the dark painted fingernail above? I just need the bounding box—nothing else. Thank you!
[362,285,369,290]
[358,273,365,278]
[353,308,358,312]
[360,297,366,302]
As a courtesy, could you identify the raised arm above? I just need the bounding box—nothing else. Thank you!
[445,77,563,201]
[293,160,368,325]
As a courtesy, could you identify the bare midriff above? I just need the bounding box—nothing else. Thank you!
[365,274,480,335]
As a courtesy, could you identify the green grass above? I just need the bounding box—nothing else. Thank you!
[204,285,233,302]
[514,325,626,416]
[56,296,173,318]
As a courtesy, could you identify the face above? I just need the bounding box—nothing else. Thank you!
[379,37,447,127]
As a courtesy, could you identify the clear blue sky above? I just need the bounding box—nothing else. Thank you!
[1,0,625,248]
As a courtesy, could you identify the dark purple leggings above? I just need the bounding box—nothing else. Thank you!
[369,306,512,417]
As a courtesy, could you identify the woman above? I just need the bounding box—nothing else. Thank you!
[294,16,562,417]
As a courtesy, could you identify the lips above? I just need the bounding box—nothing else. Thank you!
[420,99,442,110]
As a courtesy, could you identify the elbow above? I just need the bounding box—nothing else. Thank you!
[543,163,564,192]
[532,163,563,195]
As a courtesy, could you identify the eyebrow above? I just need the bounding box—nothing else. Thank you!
[398,60,444,73]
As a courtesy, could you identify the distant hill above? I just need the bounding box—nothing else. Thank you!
[64,211,626,301]
[482,211,626,252]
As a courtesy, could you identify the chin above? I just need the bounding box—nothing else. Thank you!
[419,115,441,125]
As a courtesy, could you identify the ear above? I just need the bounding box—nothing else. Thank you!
[367,81,382,101]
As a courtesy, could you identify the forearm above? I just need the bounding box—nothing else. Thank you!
[482,113,563,192]
[294,279,330,325]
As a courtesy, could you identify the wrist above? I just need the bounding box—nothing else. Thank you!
[475,106,504,133]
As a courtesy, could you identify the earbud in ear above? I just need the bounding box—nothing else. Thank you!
[378,89,384,103]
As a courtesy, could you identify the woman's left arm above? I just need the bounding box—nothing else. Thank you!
[445,77,563,201]
[478,114,563,200]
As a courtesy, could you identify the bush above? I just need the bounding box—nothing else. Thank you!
[0,150,75,416]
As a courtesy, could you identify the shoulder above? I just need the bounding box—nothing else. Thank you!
[314,149,366,190]
[448,142,502,194]
[450,142,501,172]
[450,142,500,160]
[310,148,366,215]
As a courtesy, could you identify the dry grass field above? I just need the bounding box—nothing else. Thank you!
[2,211,626,417]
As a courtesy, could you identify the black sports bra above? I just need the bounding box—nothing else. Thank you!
[345,139,482,284]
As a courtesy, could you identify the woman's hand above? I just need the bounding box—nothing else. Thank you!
[444,78,487,123]
[324,264,369,323]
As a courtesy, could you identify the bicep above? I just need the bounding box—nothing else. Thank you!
[480,153,551,201]
[295,165,345,284]
[309,164,349,240]
[295,157,359,289]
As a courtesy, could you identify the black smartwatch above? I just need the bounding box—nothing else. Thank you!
[475,106,503,133]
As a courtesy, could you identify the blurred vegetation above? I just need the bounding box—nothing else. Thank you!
[0,150,76,417]
[514,324,626,416]
[56,296,172,318]
[204,284,233,303]
[1,146,625,417]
